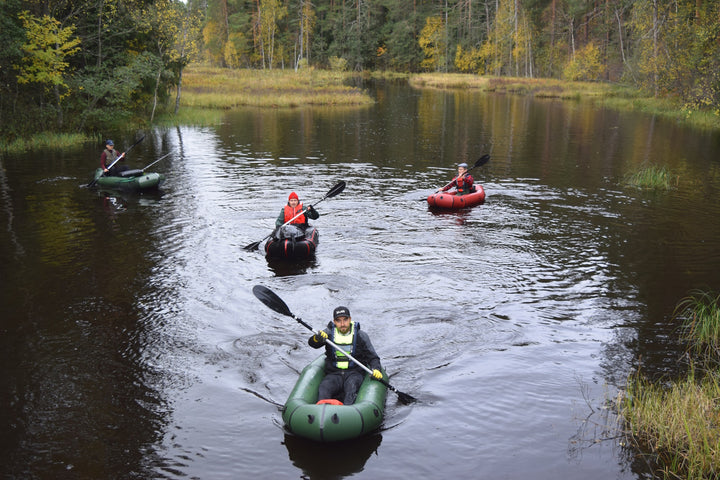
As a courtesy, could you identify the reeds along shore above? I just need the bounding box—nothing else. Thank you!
[623,165,677,190]
[620,291,720,479]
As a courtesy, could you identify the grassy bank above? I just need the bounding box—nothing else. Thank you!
[179,65,374,109]
[0,66,373,154]
[0,132,97,155]
[409,73,720,132]
[5,69,720,154]
[620,291,720,479]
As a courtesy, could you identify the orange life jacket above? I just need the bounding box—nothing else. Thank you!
[283,203,307,224]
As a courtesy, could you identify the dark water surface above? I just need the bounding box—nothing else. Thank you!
[2,82,720,479]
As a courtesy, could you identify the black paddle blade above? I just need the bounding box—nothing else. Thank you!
[243,240,262,251]
[87,173,103,188]
[385,382,417,404]
[253,285,293,317]
[395,390,417,404]
[325,180,346,199]
[473,154,490,168]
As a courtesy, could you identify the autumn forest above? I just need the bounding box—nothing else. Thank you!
[2,0,719,139]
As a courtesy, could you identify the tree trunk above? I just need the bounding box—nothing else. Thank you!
[175,66,183,115]
[151,67,161,122]
[54,84,63,128]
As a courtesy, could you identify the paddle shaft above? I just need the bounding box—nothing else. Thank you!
[142,151,172,171]
[105,152,125,172]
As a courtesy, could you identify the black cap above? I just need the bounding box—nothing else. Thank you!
[333,306,350,319]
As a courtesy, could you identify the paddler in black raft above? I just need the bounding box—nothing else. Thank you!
[273,191,319,239]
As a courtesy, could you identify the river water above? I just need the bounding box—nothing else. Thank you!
[2,81,720,479]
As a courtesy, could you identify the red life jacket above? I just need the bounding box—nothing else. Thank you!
[283,203,307,224]
[455,174,473,194]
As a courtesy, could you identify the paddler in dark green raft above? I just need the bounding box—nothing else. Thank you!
[309,306,384,404]
[282,305,387,442]
[252,284,417,442]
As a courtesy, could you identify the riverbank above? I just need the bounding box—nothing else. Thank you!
[410,73,720,132]
[4,69,719,154]
[177,65,374,109]
[0,66,375,154]
[620,291,720,479]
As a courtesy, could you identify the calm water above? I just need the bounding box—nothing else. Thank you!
[2,82,720,479]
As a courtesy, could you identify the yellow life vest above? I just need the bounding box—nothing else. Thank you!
[332,322,356,369]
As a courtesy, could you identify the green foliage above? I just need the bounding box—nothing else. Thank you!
[16,11,81,93]
[328,56,348,72]
[676,290,720,359]
[563,42,605,81]
[621,366,720,479]
[384,18,422,72]
[623,165,675,190]
[5,0,720,139]
[258,0,287,69]
[0,132,93,154]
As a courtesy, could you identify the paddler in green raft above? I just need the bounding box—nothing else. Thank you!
[100,139,129,176]
[308,306,384,405]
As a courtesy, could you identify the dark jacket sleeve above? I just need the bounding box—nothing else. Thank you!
[275,208,285,227]
[355,330,382,371]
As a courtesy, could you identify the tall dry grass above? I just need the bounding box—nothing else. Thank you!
[181,66,374,108]
[620,291,720,479]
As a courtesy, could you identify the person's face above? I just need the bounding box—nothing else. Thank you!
[106,144,113,150]
[458,166,467,175]
[288,198,299,207]
[334,316,351,334]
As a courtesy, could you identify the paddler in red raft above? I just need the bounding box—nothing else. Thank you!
[437,162,474,195]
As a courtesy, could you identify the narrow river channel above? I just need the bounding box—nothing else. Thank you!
[2,81,720,479]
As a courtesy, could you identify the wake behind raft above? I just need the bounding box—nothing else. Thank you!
[282,355,388,442]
